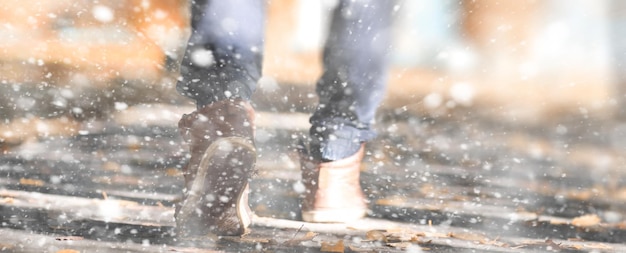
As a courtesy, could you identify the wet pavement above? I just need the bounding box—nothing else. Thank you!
[1,103,626,252]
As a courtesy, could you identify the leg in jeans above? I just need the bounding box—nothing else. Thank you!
[310,0,394,161]
[175,0,264,236]
[177,0,265,108]
[302,0,395,223]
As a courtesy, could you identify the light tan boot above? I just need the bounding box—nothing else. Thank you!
[300,145,368,223]
[176,99,256,236]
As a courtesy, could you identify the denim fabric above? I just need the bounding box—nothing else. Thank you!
[177,0,394,161]
[176,0,265,107]
[309,0,394,161]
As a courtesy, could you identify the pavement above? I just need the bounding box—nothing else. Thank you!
[1,103,626,252]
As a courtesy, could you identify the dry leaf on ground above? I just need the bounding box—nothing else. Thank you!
[19,178,45,187]
[0,197,14,204]
[56,250,80,253]
[365,230,386,242]
[447,232,489,242]
[387,242,413,249]
[284,231,318,246]
[320,240,344,253]
[571,214,601,227]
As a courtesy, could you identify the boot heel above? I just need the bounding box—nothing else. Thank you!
[177,137,256,236]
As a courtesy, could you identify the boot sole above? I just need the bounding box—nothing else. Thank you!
[177,137,256,236]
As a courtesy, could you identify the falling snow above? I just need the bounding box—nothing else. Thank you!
[1,1,626,252]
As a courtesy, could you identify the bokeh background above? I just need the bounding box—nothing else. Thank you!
[0,0,623,142]
[4,2,626,251]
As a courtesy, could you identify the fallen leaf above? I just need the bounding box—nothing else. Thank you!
[365,230,386,242]
[410,235,427,243]
[0,244,13,250]
[569,245,583,250]
[0,197,14,204]
[19,178,45,187]
[166,168,182,177]
[304,231,318,239]
[320,240,344,253]
[545,239,563,250]
[387,242,413,249]
[385,233,414,243]
[571,214,601,227]
[111,175,141,185]
[102,161,121,172]
[376,196,406,206]
[478,238,508,247]
[284,231,318,246]
[56,250,80,253]
[384,228,425,243]
[447,232,490,242]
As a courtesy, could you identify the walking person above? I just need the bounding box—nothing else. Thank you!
[175,0,395,237]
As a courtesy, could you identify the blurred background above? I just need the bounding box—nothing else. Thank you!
[4,2,626,249]
[0,0,623,143]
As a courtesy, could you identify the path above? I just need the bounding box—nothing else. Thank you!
[1,104,625,252]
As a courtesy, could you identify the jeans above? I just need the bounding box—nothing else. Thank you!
[177,0,394,161]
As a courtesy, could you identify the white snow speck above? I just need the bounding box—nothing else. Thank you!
[92,5,115,23]
[121,164,133,174]
[190,48,214,67]
[71,107,83,115]
[423,93,443,109]
[220,18,238,33]
[114,102,128,111]
[556,124,568,135]
[217,141,234,152]
[153,9,167,19]
[99,200,121,222]
[258,76,279,93]
[292,181,305,194]
[449,82,475,106]
[50,175,61,184]
[219,196,230,203]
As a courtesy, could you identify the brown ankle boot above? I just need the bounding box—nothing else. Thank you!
[300,145,367,223]
[176,99,256,236]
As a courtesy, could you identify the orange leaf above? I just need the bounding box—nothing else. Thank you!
[365,230,386,242]
[56,250,80,253]
[320,240,344,253]
[571,214,601,227]
[19,178,45,187]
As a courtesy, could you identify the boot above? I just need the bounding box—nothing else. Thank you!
[176,99,256,236]
[300,145,368,223]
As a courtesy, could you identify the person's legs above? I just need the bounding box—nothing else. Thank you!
[177,0,264,108]
[175,0,264,236]
[310,0,394,160]
[302,0,395,223]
